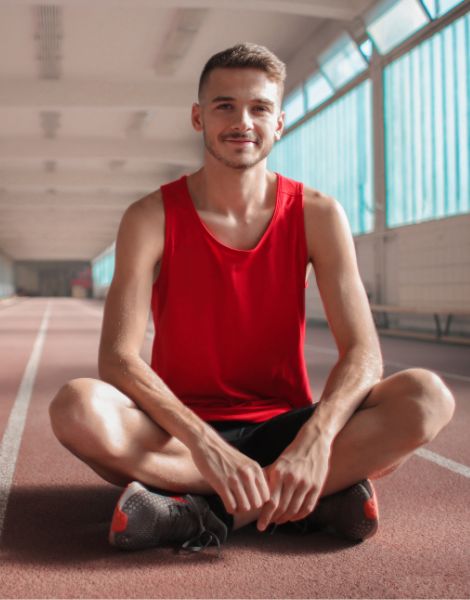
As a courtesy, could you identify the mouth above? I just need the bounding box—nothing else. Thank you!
[223,138,258,145]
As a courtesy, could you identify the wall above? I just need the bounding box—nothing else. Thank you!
[306,213,470,336]
[14,261,91,297]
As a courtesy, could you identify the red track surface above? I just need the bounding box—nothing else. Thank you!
[0,297,469,599]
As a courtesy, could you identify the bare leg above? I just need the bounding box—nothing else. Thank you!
[233,368,454,529]
[50,369,454,531]
[49,378,215,493]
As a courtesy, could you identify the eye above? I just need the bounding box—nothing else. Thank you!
[253,105,270,113]
[216,103,233,110]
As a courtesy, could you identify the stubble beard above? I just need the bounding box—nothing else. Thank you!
[203,131,273,171]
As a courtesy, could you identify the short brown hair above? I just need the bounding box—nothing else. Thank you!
[198,43,286,100]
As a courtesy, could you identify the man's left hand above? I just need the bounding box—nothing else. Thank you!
[256,437,331,531]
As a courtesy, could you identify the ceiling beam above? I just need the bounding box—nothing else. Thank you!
[0,138,202,166]
[0,0,365,20]
[0,190,145,204]
[0,80,195,109]
[0,171,168,191]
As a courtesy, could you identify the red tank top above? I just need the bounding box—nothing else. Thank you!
[150,173,314,423]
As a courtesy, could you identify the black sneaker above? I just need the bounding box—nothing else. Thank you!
[291,479,379,542]
[109,482,228,556]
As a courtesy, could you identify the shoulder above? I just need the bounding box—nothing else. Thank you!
[116,188,165,265]
[303,185,350,263]
[303,185,340,236]
[303,185,337,213]
[125,188,163,219]
[117,188,166,245]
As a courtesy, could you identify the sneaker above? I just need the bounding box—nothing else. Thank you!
[291,479,379,542]
[109,481,229,556]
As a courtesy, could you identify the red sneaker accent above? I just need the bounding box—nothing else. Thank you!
[364,496,378,520]
[111,507,128,533]
[171,496,188,503]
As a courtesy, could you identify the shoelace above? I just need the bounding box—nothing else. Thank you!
[174,496,223,558]
[173,498,279,557]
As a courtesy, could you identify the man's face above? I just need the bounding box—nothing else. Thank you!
[192,68,285,170]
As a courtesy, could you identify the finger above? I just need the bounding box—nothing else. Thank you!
[217,485,238,515]
[241,469,263,510]
[229,477,252,513]
[275,485,308,524]
[256,469,272,505]
[289,488,320,522]
[271,482,297,523]
[257,484,282,531]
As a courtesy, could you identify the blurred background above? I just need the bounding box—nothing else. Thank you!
[0,0,469,342]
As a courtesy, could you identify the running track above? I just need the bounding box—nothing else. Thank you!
[0,297,469,599]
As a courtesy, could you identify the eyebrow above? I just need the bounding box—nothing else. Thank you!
[210,95,275,107]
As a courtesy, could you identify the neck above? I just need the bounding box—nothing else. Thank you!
[188,154,275,219]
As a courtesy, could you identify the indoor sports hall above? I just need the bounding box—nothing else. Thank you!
[0,0,469,598]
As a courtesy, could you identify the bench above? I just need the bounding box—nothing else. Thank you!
[369,304,470,345]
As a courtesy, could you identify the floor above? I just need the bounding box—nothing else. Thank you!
[0,296,469,599]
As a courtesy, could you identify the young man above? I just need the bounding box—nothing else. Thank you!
[49,43,455,556]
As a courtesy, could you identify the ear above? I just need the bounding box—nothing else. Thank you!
[191,103,203,132]
[274,110,285,141]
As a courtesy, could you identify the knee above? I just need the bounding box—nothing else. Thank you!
[49,378,95,446]
[395,368,455,446]
[49,378,124,460]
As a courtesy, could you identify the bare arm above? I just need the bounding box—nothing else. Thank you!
[257,188,384,530]
[295,189,383,446]
[98,191,270,513]
[98,191,218,448]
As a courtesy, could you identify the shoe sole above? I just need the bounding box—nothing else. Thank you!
[109,481,145,547]
[342,480,379,542]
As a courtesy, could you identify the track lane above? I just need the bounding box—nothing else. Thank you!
[0,298,468,598]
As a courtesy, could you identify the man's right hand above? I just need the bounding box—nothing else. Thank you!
[190,434,271,515]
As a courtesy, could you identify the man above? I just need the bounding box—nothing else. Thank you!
[49,43,455,556]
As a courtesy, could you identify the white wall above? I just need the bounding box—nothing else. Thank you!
[306,213,470,336]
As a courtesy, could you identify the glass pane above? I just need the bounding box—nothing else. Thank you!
[283,87,305,127]
[269,80,374,236]
[360,39,374,61]
[305,72,334,111]
[420,0,437,16]
[366,0,430,54]
[319,33,368,89]
[383,12,470,227]
[422,0,466,16]
[436,0,466,16]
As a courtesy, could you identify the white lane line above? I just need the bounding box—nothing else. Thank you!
[414,448,470,479]
[305,344,470,384]
[0,302,51,540]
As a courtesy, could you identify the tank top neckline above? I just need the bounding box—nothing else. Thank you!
[181,172,282,254]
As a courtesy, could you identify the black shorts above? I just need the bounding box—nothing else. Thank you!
[207,404,318,467]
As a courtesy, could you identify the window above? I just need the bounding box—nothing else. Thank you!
[383,12,470,226]
[92,245,115,287]
[269,80,374,235]
[283,87,305,127]
[421,0,466,18]
[366,0,430,54]
[359,39,374,61]
[318,33,368,89]
[304,72,334,112]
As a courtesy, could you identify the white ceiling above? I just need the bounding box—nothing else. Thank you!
[0,0,377,261]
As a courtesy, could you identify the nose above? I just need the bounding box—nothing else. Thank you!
[231,107,253,131]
